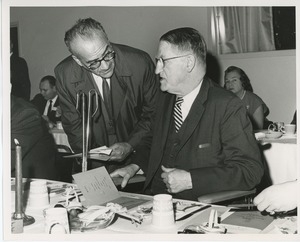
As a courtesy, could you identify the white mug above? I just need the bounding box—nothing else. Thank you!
[152,194,175,227]
[280,124,296,135]
[44,207,70,234]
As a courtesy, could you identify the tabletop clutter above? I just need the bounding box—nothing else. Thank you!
[255,121,296,140]
[10,129,297,235]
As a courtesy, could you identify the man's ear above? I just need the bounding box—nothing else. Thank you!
[72,55,83,66]
[186,55,196,72]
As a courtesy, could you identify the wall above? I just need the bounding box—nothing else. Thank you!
[10,6,296,123]
[216,50,296,123]
[10,6,209,97]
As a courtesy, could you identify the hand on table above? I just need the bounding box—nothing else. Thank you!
[110,164,140,188]
[161,165,193,194]
[108,142,133,161]
[253,181,297,214]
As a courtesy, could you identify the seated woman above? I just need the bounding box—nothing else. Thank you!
[11,95,57,180]
[224,66,270,130]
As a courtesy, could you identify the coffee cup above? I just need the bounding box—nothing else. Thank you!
[151,194,175,227]
[268,122,284,132]
[44,207,70,234]
[28,180,49,208]
[280,124,296,135]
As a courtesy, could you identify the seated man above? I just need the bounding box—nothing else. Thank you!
[253,181,297,214]
[111,27,264,201]
[11,95,57,180]
[31,75,61,128]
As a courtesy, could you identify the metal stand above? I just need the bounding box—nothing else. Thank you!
[76,90,98,172]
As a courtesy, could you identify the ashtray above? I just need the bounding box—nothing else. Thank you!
[265,131,283,139]
[69,206,115,232]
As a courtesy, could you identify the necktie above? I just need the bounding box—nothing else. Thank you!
[102,78,113,119]
[173,97,184,132]
[47,100,53,116]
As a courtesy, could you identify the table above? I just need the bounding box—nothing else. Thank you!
[257,134,297,185]
[7,179,297,239]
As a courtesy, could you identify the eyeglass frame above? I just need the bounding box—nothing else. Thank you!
[155,53,192,68]
[85,47,116,70]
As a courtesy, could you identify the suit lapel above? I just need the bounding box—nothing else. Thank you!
[178,79,210,145]
[111,74,127,121]
[148,93,174,173]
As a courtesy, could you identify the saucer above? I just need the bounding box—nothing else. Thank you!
[282,133,297,138]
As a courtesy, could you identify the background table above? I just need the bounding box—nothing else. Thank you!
[258,135,297,185]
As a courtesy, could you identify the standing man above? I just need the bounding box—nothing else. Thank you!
[54,18,159,171]
[10,40,31,101]
[31,75,61,127]
[111,27,264,201]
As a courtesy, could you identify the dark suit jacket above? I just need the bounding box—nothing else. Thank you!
[134,77,264,201]
[54,43,159,154]
[11,54,31,101]
[31,94,61,123]
[11,96,57,180]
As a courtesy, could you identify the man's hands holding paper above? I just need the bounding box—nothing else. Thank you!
[110,164,140,189]
[108,142,133,161]
[161,165,193,193]
[64,142,132,162]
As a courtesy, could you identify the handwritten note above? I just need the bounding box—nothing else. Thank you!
[72,167,119,206]
[72,167,150,209]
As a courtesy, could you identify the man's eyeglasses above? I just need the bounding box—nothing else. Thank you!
[86,51,116,70]
[155,54,192,68]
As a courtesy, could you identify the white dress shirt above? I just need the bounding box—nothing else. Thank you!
[179,81,203,122]
[92,73,111,100]
[43,95,58,116]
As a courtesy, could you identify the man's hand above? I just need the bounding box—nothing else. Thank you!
[108,142,133,162]
[253,181,297,214]
[161,165,193,193]
[110,164,140,188]
[42,115,54,129]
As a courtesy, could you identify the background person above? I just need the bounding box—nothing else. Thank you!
[224,66,270,130]
[54,18,159,172]
[11,95,57,180]
[10,40,31,101]
[31,75,61,128]
[111,27,264,201]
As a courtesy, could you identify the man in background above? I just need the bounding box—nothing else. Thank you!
[54,18,159,172]
[31,75,61,127]
[10,40,31,101]
[11,95,57,180]
[111,27,264,201]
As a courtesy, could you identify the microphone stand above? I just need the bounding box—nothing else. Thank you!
[76,90,98,172]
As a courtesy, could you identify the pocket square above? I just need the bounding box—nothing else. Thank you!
[198,143,211,149]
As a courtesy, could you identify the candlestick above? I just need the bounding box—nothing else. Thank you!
[12,139,35,230]
[14,139,23,217]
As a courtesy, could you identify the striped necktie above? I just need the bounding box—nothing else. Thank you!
[173,96,184,132]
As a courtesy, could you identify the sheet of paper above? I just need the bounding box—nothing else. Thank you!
[72,167,120,206]
[72,167,150,209]
[221,211,274,230]
[64,146,112,160]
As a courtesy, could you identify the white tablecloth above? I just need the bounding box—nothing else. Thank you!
[259,135,297,185]
[7,179,297,238]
